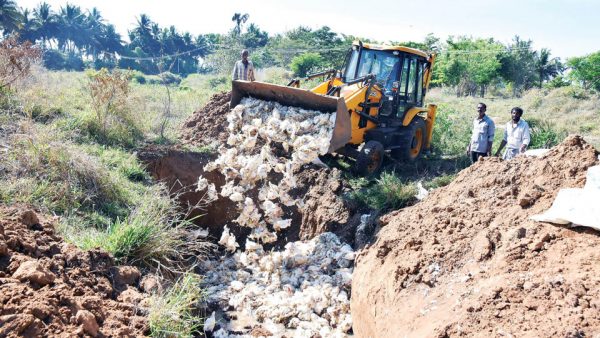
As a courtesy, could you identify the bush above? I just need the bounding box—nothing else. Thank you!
[148,273,205,337]
[85,68,143,147]
[159,72,182,85]
[130,71,147,84]
[290,52,324,77]
[350,172,417,211]
[0,35,42,90]
[527,118,566,149]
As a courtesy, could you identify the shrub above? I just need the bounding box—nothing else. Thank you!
[159,72,182,85]
[130,71,147,84]
[148,272,205,337]
[350,172,417,211]
[85,68,143,147]
[527,118,566,148]
[290,52,323,77]
[0,35,42,90]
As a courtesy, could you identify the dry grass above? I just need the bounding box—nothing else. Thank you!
[427,87,600,149]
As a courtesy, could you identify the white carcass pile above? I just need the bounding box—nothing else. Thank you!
[201,232,354,337]
[197,98,355,336]
[201,97,336,247]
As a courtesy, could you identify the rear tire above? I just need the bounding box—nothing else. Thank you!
[392,117,426,161]
[353,140,384,176]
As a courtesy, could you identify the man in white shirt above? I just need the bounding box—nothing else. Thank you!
[231,49,255,82]
[467,103,495,163]
[495,107,531,160]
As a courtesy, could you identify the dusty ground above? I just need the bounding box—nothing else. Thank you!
[0,207,148,337]
[352,136,600,337]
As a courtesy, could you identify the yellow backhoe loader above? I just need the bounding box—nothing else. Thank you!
[231,41,437,175]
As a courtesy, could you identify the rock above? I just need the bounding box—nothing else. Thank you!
[140,274,162,293]
[0,314,35,335]
[117,286,145,305]
[76,310,99,337]
[20,210,40,226]
[111,266,141,286]
[472,232,493,261]
[0,238,7,256]
[12,260,55,285]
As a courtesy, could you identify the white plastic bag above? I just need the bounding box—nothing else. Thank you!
[531,165,600,231]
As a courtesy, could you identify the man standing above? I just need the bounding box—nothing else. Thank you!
[495,107,531,160]
[467,103,495,163]
[231,49,255,82]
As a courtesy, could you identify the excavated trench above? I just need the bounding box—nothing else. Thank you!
[138,146,361,249]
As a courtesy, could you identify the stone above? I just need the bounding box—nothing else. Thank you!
[12,260,55,286]
[111,266,141,286]
[76,310,99,337]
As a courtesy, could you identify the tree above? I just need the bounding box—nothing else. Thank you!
[499,36,538,96]
[436,36,503,97]
[0,0,23,34]
[241,23,268,48]
[567,51,600,91]
[231,12,248,36]
[535,48,562,88]
[33,2,58,49]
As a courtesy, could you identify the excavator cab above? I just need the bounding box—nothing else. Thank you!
[230,41,437,176]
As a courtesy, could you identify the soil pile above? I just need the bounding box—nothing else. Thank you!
[0,207,148,337]
[180,91,231,146]
[352,136,600,337]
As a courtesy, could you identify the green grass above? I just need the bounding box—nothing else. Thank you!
[148,272,206,337]
[349,172,417,211]
[423,174,456,190]
[62,189,191,270]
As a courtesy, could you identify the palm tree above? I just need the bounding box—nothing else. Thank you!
[231,12,249,36]
[536,48,562,88]
[0,0,24,34]
[33,2,57,48]
[57,4,84,53]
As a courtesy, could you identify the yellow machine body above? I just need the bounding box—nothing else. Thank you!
[230,41,437,161]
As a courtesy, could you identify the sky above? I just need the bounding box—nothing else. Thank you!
[16,0,600,59]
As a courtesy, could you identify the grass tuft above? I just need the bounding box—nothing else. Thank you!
[350,172,417,211]
[148,272,206,338]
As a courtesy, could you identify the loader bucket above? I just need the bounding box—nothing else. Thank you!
[230,80,351,153]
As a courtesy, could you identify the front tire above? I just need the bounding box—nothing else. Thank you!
[392,117,426,161]
[353,140,384,176]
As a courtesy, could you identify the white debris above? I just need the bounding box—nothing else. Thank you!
[218,226,239,253]
[196,176,218,203]
[204,311,216,332]
[416,181,429,200]
[200,233,354,337]
[203,98,336,246]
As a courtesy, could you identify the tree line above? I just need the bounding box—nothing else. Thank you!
[1,1,598,96]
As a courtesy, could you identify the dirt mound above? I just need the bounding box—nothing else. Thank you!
[352,136,600,337]
[140,147,359,248]
[0,207,148,337]
[180,91,231,146]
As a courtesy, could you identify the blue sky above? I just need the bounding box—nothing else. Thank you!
[17,0,600,59]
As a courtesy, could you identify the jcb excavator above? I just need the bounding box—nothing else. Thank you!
[231,41,437,175]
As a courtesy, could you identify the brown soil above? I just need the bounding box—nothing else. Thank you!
[0,207,148,337]
[147,93,360,247]
[352,136,600,337]
[180,91,231,146]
